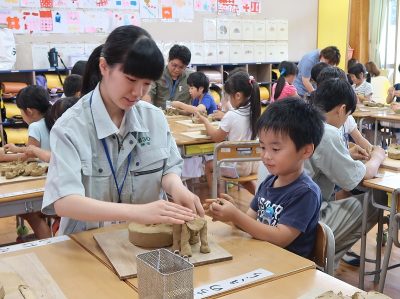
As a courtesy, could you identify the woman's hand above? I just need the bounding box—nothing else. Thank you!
[171,186,205,217]
[133,200,196,224]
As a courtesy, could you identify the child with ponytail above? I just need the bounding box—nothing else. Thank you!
[271,61,299,102]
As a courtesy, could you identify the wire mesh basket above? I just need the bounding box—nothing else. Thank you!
[136,248,194,299]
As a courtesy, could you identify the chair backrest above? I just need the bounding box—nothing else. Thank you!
[312,221,335,276]
[394,213,400,248]
[212,141,261,197]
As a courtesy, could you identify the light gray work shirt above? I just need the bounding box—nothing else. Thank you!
[42,85,183,234]
[304,123,366,207]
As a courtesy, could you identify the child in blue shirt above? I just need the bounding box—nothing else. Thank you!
[172,71,217,115]
[204,98,324,258]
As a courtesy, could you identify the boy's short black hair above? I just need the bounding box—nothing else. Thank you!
[71,60,87,76]
[63,74,83,97]
[313,78,357,114]
[187,72,209,93]
[348,63,367,80]
[257,98,325,152]
[316,66,347,86]
[168,44,191,66]
[311,62,329,83]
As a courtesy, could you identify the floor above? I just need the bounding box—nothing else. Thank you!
[0,178,399,298]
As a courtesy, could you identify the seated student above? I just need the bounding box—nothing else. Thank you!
[62,74,83,98]
[204,98,325,258]
[196,70,261,195]
[270,61,299,102]
[171,72,217,115]
[306,78,386,266]
[348,63,373,103]
[316,67,373,154]
[386,64,400,104]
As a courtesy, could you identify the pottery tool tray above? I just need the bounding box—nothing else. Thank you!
[94,228,232,279]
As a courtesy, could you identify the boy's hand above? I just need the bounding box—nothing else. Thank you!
[4,143,20,154]
[204,194,237,222]
[349,144,370,160]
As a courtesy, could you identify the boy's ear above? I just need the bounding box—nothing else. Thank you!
[199,86,204,94]
[301,143,315,159]
[25,108,33,116]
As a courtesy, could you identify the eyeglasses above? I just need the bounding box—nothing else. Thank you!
[169,61,186,71]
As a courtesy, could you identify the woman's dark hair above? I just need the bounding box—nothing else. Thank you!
[365,61,380,77]
[168,44,191,66]
[187,72,209,93]
[320,46,341,66]
[81,45,103,95]
[45,96,79,131]
[348,63,367,80]
[224,71,261,139]
[82,26,164,94]
[312,78,357,114]
[273,61,298,100]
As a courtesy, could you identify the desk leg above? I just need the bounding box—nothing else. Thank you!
[359,191,371,290]
[378,189,399,293]
[358,118,365,134]
[374,119,378,146]
[374,210,384,283]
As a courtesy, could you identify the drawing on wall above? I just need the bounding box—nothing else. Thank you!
[0,10,22,31]
[21,10,41,33]
[217,0,239,15]
[140,0,158,18]
[194,0,217,13]
[239,0,260,13]
[20,0,40,7]
[110,10,140,29]
[171,0,194,20]
[40,0,53,8]
[52,0,80,8]
[111,0,139,10]
[2,0,20,7]
[52,10,82,33]
[84,10,110,32]
[39,10,52,31]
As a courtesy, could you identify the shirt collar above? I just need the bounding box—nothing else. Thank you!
[90,84,148,140]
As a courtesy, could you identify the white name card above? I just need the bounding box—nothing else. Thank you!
[194,268,274,298]
[0,235,70,254]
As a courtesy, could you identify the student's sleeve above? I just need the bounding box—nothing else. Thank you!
[219,111,234,133]
[366,82,373,95]
[42,124,85,215]
[278,186,320,233]
[28,122,41,143]
[312,128,366,191]
[347,115,357,133]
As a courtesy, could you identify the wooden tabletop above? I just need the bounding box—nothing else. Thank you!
[219,269,362,299]
[0,238,137,298]
[70,218,315,291]
[0,178,45,203]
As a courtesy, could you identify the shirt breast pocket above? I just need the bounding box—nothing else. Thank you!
[130,148,168,204]
[81,159,112,201]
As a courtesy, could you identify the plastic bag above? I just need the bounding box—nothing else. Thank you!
[0,28,16,70]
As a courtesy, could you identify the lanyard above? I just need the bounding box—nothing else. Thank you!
[167,76,179,100]
[89,91,132,203]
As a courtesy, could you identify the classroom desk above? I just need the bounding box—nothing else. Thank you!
[70,218,315,292]
[219,269,362,299]
[0,237,137,298]
[360,169,400,291]
[0,178,45,217]
[370,111,400,145]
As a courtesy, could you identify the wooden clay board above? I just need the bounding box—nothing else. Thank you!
[94,228,232,280]
[176,119,219,130]
[0,252,67,298]
[0,162,47,186]
[381,157,400,171]
[181,131,211,140]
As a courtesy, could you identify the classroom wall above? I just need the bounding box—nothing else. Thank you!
[317,0,350,70]
[11,0,318,69]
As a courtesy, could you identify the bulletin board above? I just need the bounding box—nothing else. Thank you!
[0,0,318,69]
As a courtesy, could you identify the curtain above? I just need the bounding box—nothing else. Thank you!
[369,0,389,68]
